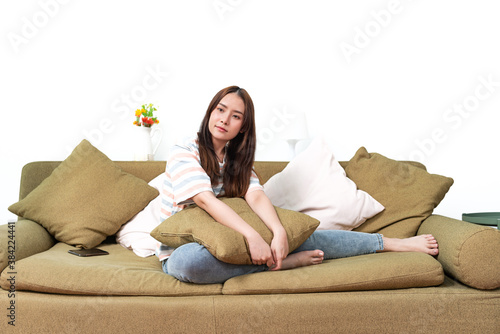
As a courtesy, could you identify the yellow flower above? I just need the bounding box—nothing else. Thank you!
[135,109,142,117]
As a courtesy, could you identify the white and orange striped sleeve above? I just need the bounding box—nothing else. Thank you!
[167,143,213,207]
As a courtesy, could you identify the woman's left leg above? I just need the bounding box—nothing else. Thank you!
[280,230,438,270]
[292,230,383,259]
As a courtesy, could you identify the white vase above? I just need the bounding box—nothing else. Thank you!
[133,126,163,161]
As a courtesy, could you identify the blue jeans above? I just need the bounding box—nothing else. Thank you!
[162,230,384,284]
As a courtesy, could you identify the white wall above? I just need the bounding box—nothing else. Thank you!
[1,0,499,224]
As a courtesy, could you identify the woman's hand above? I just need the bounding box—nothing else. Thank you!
[194,192,274,267]
[244,190,290,270]
[246,233,274,267]
[269,227,289,271]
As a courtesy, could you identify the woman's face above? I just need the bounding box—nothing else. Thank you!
[208,93,245,145]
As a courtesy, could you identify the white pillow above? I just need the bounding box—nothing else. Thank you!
[263,136,384,230]
[116,173,164,257]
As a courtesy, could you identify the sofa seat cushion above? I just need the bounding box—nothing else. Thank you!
[0,243,221,296]
[222,252,444,295]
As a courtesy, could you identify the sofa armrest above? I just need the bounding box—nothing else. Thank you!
[418,214,500,290]
[0,219,55,273]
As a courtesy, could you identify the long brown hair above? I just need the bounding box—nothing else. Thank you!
[197,86,256,197]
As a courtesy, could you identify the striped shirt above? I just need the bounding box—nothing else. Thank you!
[155,136,263,261]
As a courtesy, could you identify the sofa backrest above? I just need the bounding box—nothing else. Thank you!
[18,161,304,201]
[17,160,425,201]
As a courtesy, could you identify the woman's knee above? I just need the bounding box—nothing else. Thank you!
[166,243,216,283]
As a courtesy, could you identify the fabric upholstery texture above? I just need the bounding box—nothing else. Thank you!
[0,242,221,296]
[223,252,444,294]
[346,147,454,238]
[419,215,500,290]
[2,279,498,333]
[0,242,444,296]
[0,219,55,273]
[1,160,499,334]
[264,137,385,230]
[8,140,159,249]
[150,197,320,265]
[213,279,499,334]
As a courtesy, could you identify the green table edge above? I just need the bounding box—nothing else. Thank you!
[462,212,500,228]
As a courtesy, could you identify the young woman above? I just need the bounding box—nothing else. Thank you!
[156,85,439,284]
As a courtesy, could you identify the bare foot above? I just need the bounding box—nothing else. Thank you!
[380,234,439,256]
[274,250,324,271]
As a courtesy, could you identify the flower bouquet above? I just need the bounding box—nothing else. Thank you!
[133,104,160,127]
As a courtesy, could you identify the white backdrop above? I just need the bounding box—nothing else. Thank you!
[1,0,499,224]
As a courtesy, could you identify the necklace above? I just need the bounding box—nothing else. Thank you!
[216,148,225,163]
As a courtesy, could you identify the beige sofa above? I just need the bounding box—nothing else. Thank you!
[1,160,499,333]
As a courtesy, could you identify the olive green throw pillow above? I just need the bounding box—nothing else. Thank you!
[150,197,320,265]
[346,147,454,238]
[8,139,159,249]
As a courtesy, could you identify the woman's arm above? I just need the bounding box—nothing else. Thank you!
[192,191,274,267]
[245,190,289,270]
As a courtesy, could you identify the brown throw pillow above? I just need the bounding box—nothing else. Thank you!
[8,139,159,249]
[150,197,320,265]
[345,147,454,238]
